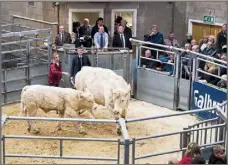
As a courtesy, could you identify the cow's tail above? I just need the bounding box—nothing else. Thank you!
[20,102,27,117]
[20,86,29,116]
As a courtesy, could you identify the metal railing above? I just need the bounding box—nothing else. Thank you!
[1,104,226,164]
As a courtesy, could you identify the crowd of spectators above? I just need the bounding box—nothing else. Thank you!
[52,16,227,90]
[168,142,226,164]
[140,24,227,90]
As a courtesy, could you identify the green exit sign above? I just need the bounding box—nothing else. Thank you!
[203,15,215,24]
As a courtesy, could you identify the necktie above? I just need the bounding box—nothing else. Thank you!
[120,34,124,47]
[79,56,82,67]
[100,34,104,48]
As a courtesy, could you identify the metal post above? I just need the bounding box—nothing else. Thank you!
[2,136,6,164]
[226,3,228,163]
[0,3,3,164]
[182,127,190,157]
[173,52,180,110]
[26,40,31,85]
[3,70,7,104]
[60,139,63,157]
[132,138,136,164]
[133,44,140,98]
[119,118,130,164]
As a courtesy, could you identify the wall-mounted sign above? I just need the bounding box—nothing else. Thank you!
[203,15,215,24]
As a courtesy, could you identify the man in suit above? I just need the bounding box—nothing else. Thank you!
[70,48,91,82]
[78,18,93,47]
[55,25,72,46]
[91,17,109,39]
[120,19,132,39]
[94,26,109,50]
[112,25,132,50]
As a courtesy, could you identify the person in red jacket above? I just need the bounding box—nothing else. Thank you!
[48,53,69,87]
[168,142,202,164]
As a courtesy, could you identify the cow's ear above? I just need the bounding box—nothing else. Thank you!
[126,84,131,94]
[113,91,119,97]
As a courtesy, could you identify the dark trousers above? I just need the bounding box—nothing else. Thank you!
[49,84,59,87]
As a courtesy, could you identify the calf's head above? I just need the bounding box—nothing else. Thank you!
[112,84,131,119]
[79,92,96,109]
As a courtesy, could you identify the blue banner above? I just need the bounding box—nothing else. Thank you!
[192,81,227,120]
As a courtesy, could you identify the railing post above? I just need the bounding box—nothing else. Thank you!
[26,40,31,85]
[173,52,180,110]
[133,44,141,98]
[182,127,190,157]
[119,118,130,164]
[2,136,6,164]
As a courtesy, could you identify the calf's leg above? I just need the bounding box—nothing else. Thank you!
[56,110,65,131]
[27,107,39,134]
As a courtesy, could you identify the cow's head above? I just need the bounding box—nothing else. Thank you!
[79,92,96,109]
[112,84,131,119]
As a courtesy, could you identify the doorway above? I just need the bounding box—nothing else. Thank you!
[192,22,221,43]
[111,9,137,37]
[68,9,104,33]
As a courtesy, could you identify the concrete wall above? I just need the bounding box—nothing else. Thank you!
[185,2,227,25]
[1,2,187,43]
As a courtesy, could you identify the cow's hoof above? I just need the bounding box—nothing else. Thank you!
[27,127,31,132]
[31,129,40,134]
[56,127,62,131]
[117,129,122,136]
[79,129,87,135]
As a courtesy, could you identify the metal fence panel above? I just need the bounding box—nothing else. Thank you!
[178,79,191,110]
[136,68,175,110]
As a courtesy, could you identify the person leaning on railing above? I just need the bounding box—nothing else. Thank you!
[208,145,227,164]
[168,142,202,164]
[156,53,175,76]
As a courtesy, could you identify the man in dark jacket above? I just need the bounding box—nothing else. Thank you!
[144,25,164,59]
[91,17,109,39]
[70,48,91,82]
[55,25,72,46]
[208,145,227,164]
[120,19,132,39]
[78,18,93,47]
[216,24,227,53]
[112,25,132,49]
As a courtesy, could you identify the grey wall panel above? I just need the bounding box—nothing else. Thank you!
[113,69,124,77]
[6,68,26,80]
[6,90,21,103]
[31,76,48,85]
[6,79,27,92]
[178,79,191,110]
[136,69,175,110]
[30,64,48,76]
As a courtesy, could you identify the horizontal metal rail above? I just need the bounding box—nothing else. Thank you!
[197,69,227,81]
[134,141,224,160]
[6,116,118,123]
[1,28,51,38]
[130,38,227,65]
[1,23,21,27]
[126,107,215,123]
[135,123,225,141]
[190,117,218,127]
[140,45,176,55]
[4,154,117,161]
[4,135,119,142]
[1,49,27,55]
[140,56,175,66]
[137,66,171,76]
[197,58,227,68]
[13,15,58,25]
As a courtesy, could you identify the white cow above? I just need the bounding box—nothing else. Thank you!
[21,85,98,134]
[74,66,131,135]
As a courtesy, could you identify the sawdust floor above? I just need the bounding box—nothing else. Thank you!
[2,99,200,164]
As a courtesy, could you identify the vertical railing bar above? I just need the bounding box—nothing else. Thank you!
[3,70,7,104]
[215,118,219,142]
[132,138,136,164]
[196,124,199,144]
[3,136,6,164]
[117,139,120,164]
[200,123,203,145]
[60,139,63,157]
[204,122,208,144]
